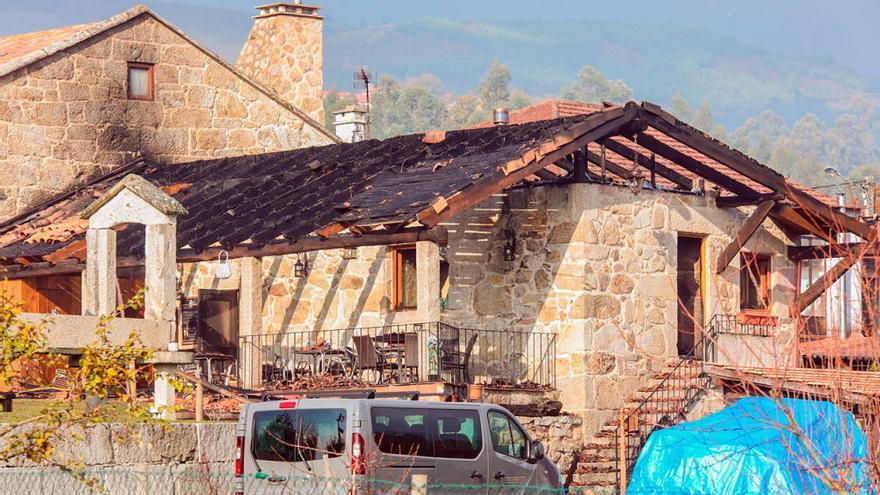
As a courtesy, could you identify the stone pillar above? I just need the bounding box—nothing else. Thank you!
[416,241,440,323]
[153,362,177,420]
[84,228,117,316]
[144,223,177,323]
[238,257,263,388]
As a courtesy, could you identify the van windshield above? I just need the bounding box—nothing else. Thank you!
[371,407,482,459]
[253,408,346,462]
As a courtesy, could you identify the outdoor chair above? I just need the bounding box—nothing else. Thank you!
[440,333,478,384]
[352,335,395,383]
[402,333,420,382]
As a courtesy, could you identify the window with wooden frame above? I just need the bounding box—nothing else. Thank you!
[741,253,771,313]
[127,62,154,100]
[393,246,417,310]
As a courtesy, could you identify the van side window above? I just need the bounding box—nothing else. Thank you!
[433,410,482,459]
[488,411,528,460]
[372,408,432,457]
[253,409,346,462]
[372,408,482,459]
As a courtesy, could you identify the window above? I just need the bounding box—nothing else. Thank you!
[127,62,154,100]
[393,246,417,310]
[741,253,771,312]
[252,409,346,462]
[371,407,482,459]
[488,411,528,460]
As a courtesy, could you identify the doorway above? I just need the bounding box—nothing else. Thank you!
[677,235,704,357]
[198,289,240,356]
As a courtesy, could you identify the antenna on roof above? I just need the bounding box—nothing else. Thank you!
[353,66,372,140]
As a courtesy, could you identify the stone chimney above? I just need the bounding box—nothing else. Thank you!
[237,2,324,123]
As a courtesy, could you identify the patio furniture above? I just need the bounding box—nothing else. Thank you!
[353,335,396,383]
[441,334,477,384]
[402,333,420,382]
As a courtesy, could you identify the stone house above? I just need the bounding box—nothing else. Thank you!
[0,3,336,220]
[1,100,871,448]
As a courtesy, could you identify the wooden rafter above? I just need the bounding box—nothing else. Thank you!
[791,255,860,316]
[638,107,874,240]
[628,131,759,197]
[415,103,639,227]
[716,199,775,274]
[586,150,632,181]
[716,193,781,208]
[769,204,835,242]
[603,137,693,190]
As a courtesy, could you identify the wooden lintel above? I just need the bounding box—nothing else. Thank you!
[791,255,859,316]
[716,200,775,274]
[0,227,451,280]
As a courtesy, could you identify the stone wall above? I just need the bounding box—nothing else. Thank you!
[182,182,798,439]
[0,12,333,219]
[518,415,583,473]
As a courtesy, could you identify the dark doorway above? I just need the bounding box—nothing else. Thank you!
[677,236,704,356]
[198,289,240,356]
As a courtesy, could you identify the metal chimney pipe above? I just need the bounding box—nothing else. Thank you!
[493,108,510,126]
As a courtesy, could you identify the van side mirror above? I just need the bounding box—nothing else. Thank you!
[529,441,545,463]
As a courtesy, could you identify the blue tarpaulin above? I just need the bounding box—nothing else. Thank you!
[627,397,872,494]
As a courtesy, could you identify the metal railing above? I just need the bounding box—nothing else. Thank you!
[614,356,712,491]
[709,313,776,337]
[238,322,556,389]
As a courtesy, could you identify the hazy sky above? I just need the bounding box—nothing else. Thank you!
[1,0,878,79]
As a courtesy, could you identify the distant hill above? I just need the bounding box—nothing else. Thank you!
[324,17,877,128]
[1,1,877,129]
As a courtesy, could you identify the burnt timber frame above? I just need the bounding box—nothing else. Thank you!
[715,199,775,274]
[1,101,875,297]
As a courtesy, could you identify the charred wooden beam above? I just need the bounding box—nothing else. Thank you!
[639,108,874,240]
[603,138,693,190]
[571,149,589,183]
[769,204,836,243]
[787,242,873,261]
[716,193,782,208]
[716,200,775,274]
[586,151,632,180]
[0,228,450,280]
[791,255,860,316]
[416,103,639,227]
[629,131,759,198]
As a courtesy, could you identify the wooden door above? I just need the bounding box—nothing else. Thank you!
[677,236,704,357]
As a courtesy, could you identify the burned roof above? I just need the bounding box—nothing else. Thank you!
[0,101,866,277]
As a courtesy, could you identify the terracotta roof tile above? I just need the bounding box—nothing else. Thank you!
[0,22,96,70]
[471,100,606,129]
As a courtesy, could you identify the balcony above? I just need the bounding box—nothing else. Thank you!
[237,322,557,393]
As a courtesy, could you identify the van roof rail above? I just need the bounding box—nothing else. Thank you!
[260,389,420,401]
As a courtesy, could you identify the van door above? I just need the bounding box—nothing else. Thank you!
[246,404,348,494]
[369,406,488,493]
[486,410,537,491]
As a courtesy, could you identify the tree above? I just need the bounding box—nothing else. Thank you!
[561,65,633,104]
[508,88,532,110]
[369,74,448,138]
[445,92,483,129]
[479,60,512,111]
[670,92,694,122]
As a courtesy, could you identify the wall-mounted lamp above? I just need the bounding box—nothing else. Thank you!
[215,250,232,280]
[294,253,309,278]
[502,229,517,262]
[343,247,358,260]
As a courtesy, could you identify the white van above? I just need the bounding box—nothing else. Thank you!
[234,396,564,494]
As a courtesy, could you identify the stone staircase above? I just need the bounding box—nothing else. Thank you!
[566,359,710,492]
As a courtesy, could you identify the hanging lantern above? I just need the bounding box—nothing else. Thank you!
[294,253,309,278]
[502,229,517,262]
[215,250,232,280]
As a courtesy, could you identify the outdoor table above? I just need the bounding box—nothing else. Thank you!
[293,347,350,375]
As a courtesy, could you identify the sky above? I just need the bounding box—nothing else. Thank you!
[1,0,878,80]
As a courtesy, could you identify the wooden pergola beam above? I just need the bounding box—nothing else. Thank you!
[586,151,633,181]
[716,199,775,274]
[769,204,835,243]
[716,193,781,208]
[787,242,872,261]
[791,255,859,316]
[0,227,450,280]
[603,137,693,190]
